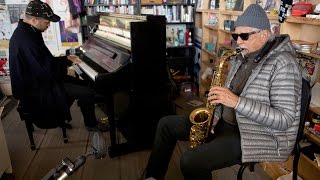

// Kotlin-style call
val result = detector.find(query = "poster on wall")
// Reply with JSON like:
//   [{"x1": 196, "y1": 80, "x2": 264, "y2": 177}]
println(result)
[
  {"x1": 0, "y1": 48, "x2": 11, "y2": 95},
  {"x1": 7, "y1": 4, "x2": 28, "y2": 33},
  {"x1": 0, "y1": 49, "x2": 9, "y2": 76},
  {"x1": 58, "y1": 20, "x2": 80, "y2": 47},
  {"x1": 5, "y1": 0, "x2": 29, "y2": 4},
  {"x1": 0, "y1": 5, "x2": 12, "y2": 41},
  {"x1": 52, "y1": 0, "x2": 82, "y2": 52},
  {"x1": 2, "y1": 0, "x2": 82, "y2": 55},
  {"x1": 43, "y1": 24, "x2": 60, "y2": 54}
]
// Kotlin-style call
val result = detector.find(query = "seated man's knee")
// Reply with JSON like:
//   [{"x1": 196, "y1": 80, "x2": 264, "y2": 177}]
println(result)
[
  {"x1": 180, "y1": 152, "x2": 197, "y2": 174},
  {"x1": 180, "y1": 151, "x2": 207, "y2": 176},
  {"x1": 157, "y1": 115, "x2": 178, "y2": 129}
]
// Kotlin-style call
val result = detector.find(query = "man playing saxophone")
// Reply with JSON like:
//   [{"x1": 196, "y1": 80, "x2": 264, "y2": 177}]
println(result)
[{"x1": 145, "y1": 4, "x2": 302, "y2": 180}]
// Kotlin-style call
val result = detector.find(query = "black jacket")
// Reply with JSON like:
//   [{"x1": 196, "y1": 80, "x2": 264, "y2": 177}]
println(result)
[{"x1": 9, "y1": 20, "x2": 72, "y2": 128}]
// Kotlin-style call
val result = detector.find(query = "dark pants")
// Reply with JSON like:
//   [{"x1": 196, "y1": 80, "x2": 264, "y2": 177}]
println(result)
[
  {"x1": 146, "y1": 115, "x2": 241, "y2": 180},
  {"x1": 64, "y1": 75, "x2": 97, "y2": 127}
]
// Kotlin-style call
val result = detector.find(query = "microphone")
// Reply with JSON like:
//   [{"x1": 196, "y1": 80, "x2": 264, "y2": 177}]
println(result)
[
  {"x1": 92, "y1": 132, "x2": 107, "y2": 159},
  {"x1": 42, "y1": 132, "x2": 107, "y2": 180}
]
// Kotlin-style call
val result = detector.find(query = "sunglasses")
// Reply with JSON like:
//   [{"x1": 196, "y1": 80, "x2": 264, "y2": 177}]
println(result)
[{"x1": 231, "y1": 31, "x2": 261, "y2": 41}]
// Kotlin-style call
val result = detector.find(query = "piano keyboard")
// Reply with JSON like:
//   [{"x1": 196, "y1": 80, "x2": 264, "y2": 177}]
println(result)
[{"x1": 73, "y1": 62, "x2": 98, "y2": 81}]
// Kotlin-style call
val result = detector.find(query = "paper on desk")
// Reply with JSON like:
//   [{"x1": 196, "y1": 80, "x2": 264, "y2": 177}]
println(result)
[{"x1": 311, "y1": 82, "x2": 320, "y2": 107}]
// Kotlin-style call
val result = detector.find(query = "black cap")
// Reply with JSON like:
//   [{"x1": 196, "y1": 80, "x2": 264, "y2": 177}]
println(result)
[{"x1": 25, "y1": 0, "x2": 60, "y2": 22}]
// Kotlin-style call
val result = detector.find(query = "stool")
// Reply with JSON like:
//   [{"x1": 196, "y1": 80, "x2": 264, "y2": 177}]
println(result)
[{"x1": 17, "y1": 104, "x2": 68, "y2": 150}]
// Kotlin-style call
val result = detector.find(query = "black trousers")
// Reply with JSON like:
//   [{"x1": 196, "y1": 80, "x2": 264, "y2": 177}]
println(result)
[
  {"x1": 64, "y1": 75, "x2": 97, "y2": 127},
  {"x1": 146, "y1": 115, "x2": 241, "y2": 180}
]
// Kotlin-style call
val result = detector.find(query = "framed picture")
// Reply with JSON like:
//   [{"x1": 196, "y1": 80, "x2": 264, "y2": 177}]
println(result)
[{"x1": 166, "y1": 24, "x2": 186, "y2": 47}]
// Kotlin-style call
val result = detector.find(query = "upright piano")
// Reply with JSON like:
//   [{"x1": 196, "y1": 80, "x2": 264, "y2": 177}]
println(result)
[{"x1": 74, "y1": 13, "x2": 173, "y2": 157}]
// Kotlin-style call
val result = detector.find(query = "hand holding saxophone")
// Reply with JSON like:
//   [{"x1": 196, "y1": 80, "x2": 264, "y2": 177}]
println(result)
[{"x1": 207, "y1": 86, "x2": 240, "y2": 108}]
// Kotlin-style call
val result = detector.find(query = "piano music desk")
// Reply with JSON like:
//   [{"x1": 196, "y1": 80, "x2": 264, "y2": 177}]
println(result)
[{"x1": 174, "y1": 96, "x2": 205, "y2": 116}]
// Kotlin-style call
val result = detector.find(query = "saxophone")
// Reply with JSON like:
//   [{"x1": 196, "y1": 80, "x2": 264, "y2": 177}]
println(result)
[{"x1": 189, "y1": 49, "x2": 242, "y2": 148}]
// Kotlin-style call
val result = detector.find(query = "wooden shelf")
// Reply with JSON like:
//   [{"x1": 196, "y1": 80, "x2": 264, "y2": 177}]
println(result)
[
  {"x1": 219, "y1": 43, "x2": 234, "y2": 50},
  {"x1": 203, "y1": 9, "x2": 220, "y2": 13},
  {"x1": 310, "y1": 104, "x2": 320, "y2": 115},
  {"x1": 267, "y1": 14, "x2": 278, "y2": 20},
  {"x1": 202, "y1": 48, "x2": 216, "y2": 56},
  {"x1": 204, "y1": 24, "x2": 218, "y2": 30},
  {"x1": 304, "y1": 127, "x2": 320, "y2": 146},
  {"x1": 286, "y1": 16, "x2": 320, "y2": 26},
  {"x1": 219, "y1": 10, "x2": 242, "y2": 16},
  {"x1": 219, "y1": 29, "x2": 231, "y2": 34}
]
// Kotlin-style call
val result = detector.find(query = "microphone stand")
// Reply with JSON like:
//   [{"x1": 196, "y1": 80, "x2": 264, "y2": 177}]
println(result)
[{"x1": 41, "y1": 152, "x2": 93, "y2": 180}]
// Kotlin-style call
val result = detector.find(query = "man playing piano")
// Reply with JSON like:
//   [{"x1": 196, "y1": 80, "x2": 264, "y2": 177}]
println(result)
[{"x1": 9, "y1": 0, "x2": 101, "y2": 131}]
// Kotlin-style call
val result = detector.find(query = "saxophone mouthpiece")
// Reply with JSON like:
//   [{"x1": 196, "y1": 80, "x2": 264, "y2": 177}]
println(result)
[{"x1": 235, "y1": 47, "x2": 243, "y2": 53}]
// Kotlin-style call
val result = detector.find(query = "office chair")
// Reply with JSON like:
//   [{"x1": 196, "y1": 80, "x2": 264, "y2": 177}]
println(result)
[
  {"x1": 237, "y1": 78, "x2": 311, "y2": 180},
  {"x1": 17, "y1": 101, "x2": 69, "y2": 150}
]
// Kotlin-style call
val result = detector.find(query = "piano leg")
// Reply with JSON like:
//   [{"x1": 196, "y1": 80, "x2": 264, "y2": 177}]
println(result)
[
  {"x1": 106, "y1": 93, "x2": 146, "y2": 158},
  {"x1": 105, "y1": 93, "x2": 117, "y2": 157}
]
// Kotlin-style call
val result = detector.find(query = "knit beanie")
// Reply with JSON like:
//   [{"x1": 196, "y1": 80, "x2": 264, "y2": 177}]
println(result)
[{"x1": 234, "y1": 4, "x2": 270, "y2": 30}]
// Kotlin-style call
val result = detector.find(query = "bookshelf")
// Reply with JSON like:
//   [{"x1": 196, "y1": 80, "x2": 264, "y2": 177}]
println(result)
[
  {"x1": 139, "y1": 0, "x2": 196, "y2": 89},
  {"x1": 84, "y1": 0, "x2": 139, "y2": 15}
]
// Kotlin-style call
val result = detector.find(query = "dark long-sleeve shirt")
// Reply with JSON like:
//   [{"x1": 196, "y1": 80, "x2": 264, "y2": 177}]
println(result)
[{"x1": 9, "y1": 20, "x2": 72, "y2": 128}]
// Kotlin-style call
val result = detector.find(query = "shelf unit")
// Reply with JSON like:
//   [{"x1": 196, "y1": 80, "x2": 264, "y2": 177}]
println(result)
[
  {"x1": 139, "y1": 1, "x2": 196, "y2": 88},
  {"x1": 84, "y1": 0, "x2": 139, "y2": 15}
]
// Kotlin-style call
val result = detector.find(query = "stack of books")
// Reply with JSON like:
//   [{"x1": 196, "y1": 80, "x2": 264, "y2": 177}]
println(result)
[{"x1": 292, "y1": 40, "x2": 315, "y2": 53}]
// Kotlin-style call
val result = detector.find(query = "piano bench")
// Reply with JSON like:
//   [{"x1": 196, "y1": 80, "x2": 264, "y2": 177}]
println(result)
[{"x1": 17, "y1": 105, "x2": 68, "y2": 150}]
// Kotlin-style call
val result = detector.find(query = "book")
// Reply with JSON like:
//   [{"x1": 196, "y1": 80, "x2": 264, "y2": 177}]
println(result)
[
  {"x1": 270, "y1": 22, "x2": 280, "y2": 35},
  {"x1": 233, "y1": 0, "x2": 243, "y2": 11},
  {"x1": 209, "y1": 0, "x2": 216, "y2": 9},
  {"x1": 206, "y1": 13, "x2": 218, "y2": 26},
  {"x1": 196, "y1": 0, "x2": 203, "y2": 9}
]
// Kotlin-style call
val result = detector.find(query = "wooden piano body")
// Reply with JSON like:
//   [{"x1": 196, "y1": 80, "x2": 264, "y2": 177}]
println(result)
[{"x1": 74, "y1": 13, "x2": 173, "y2": 157}]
